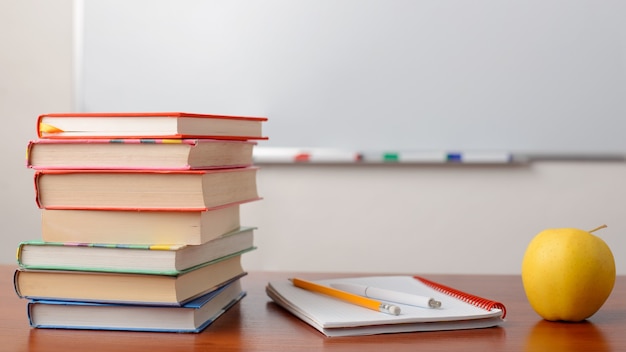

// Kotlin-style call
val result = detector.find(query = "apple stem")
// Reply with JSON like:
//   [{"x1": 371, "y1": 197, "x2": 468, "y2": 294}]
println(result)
[{"x1": 589, "y1": 224, "x2": 608, "y2": 233}]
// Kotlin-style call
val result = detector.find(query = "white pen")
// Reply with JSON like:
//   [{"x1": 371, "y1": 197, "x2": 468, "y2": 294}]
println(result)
[{"x1": 330, "y1": 283, "x2": 442, "y2": 309}]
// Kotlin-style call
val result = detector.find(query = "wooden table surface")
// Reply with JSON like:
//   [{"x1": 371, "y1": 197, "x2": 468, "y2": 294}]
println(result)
[{"x1": 1, "y1": 265, "x2": 625, "y2": 351}]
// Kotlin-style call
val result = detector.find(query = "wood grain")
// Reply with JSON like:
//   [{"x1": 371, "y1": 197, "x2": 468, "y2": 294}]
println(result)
[{"x1": 2, "y1": 267, "x2": 624, "y2": 351}]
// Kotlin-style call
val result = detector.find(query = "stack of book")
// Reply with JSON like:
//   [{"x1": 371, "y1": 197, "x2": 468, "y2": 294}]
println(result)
[{"x1": 15, "y1": 112, "x2": 267, "y2": 332}]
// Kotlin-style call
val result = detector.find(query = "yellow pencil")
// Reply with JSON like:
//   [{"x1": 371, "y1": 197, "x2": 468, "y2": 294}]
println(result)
[{"x1": 290, "y1": 278, "x2": 401, "y2": 315}]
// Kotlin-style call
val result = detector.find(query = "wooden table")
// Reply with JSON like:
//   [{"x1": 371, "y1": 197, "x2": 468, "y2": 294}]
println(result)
[{"x1": 2, "y1": 266, "x2": 625, "y2": 351}]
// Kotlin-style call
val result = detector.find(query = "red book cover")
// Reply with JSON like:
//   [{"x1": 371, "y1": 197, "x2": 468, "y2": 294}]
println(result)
[
  {"x1": 37, "y1": 112, "x2": 268, "y2": 140},
  {"x1": 26, "y1": 138, "x2": 256, "y2": 170},
  {"x1": 34, "y1": 168, "x2": 261, "y2": 211}
]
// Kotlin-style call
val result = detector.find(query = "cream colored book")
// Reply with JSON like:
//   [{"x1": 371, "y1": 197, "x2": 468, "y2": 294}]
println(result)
[{"x1": 40, "y1": 204, "x2": 242, "y2": 245}]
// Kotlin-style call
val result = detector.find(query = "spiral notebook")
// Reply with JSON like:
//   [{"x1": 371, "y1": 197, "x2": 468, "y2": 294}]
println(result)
[{"x1": 266, "y1": 276, "x2": 506, "y2": 337}]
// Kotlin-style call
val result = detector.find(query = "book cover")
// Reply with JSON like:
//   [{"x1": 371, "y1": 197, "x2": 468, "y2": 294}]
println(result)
[
  {"x1": 27, "y1": 279, "x2": 245, "y2": 332},
  {"x1": 266, "y1": 276, "x2": 506, "y2": 337},
  {"x1": 17, "y1": 227, "x2": 256, "y2": 275},
  {"x1": 34, "y1": 167, "x2": 260, "y2": 211},
  {"x1": 15, "y1": 254, "x2": 247, "y2": 305},
  {"x1": 26, "y1": 138, "x2": 256, "y2": 170},
  {"x1": 37, "y1": 112, "x2": 268, "y2": 140}
]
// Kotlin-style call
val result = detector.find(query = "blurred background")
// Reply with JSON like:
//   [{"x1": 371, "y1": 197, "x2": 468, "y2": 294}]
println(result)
[{"x1": 1, "y1": 0, "x2": 624, "y2": 274}]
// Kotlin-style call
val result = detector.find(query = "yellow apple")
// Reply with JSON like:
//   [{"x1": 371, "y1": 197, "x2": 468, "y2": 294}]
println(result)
[{"x1": 521, "y1": 225, "x2": 615, "y2": 322}]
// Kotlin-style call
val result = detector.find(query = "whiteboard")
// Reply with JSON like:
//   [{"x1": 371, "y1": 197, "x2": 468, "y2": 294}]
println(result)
[{"x1": 77, "y1": 0, "x2": 626, "y2": 154}]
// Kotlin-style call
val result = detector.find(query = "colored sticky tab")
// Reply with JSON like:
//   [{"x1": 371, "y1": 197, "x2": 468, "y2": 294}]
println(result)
[
  {"x1": 39, "y1": 123, "x2": 64, "y2": 134},
  {"x1": 383, "y1": 153, "x2": 400, "y2": 162},
  {"x1": 294, "y1": 153, "x2": 311, "y2": 162},
  {"x1": 149, "y1": 244, "x2": 179, "y2": 251},
  {"x1": 446, "y1": 153, "x2": 462, "y2": 162}
]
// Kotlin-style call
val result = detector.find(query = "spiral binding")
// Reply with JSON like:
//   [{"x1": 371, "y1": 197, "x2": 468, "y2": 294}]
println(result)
[{"x1": 414, "y1": 276, "x2": 507, "y2": 318}]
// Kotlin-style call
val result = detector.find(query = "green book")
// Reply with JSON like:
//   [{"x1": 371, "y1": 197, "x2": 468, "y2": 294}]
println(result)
[{"x1": 16, "y1": 227, "x2": 255, "y2": 275}]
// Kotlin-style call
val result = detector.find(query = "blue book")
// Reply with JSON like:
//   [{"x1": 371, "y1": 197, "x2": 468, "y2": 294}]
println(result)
[{"x1": 27, "y1": 279, "x2": 244, "y2": 333}]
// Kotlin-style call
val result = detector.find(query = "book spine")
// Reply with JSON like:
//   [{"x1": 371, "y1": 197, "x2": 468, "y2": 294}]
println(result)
[
  {"x1": 25, "y1": 141, "x2": 34, "y2": 168},
  {"x1": 13, "y1": 270, "x2": 24, "y2": 298},
  {"x1": 15, "y1": 242, "x2": 26, "y2": 266},
  {"x1": 413, "y1": 276, "x2": 507, "y2": 318},
  {"x1": 26, "y1": 301, "x2": 35, "y2": 327}
]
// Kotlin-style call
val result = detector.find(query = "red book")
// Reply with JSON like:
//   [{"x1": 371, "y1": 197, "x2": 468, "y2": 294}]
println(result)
[
  {"x1": 26, "y1": 138, "x2": 256, "y2": 170},
  {"x1": 34, "y1": 168, "x2": 260, "y2": 211},
  {"x1": 37, "y1": 112, "x2": 267, "y2": 140}
]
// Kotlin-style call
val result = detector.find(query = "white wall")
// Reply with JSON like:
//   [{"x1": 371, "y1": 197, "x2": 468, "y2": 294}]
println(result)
[
  {"x1": 2, "y1": 1, "x2": 624, "y2": 275},
  {"x1": 0, "y1": 0, "x2": 73, "y2": 265},
  {"x1": 241, "y1": 163, "x2": 626, "y2": 274}
]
